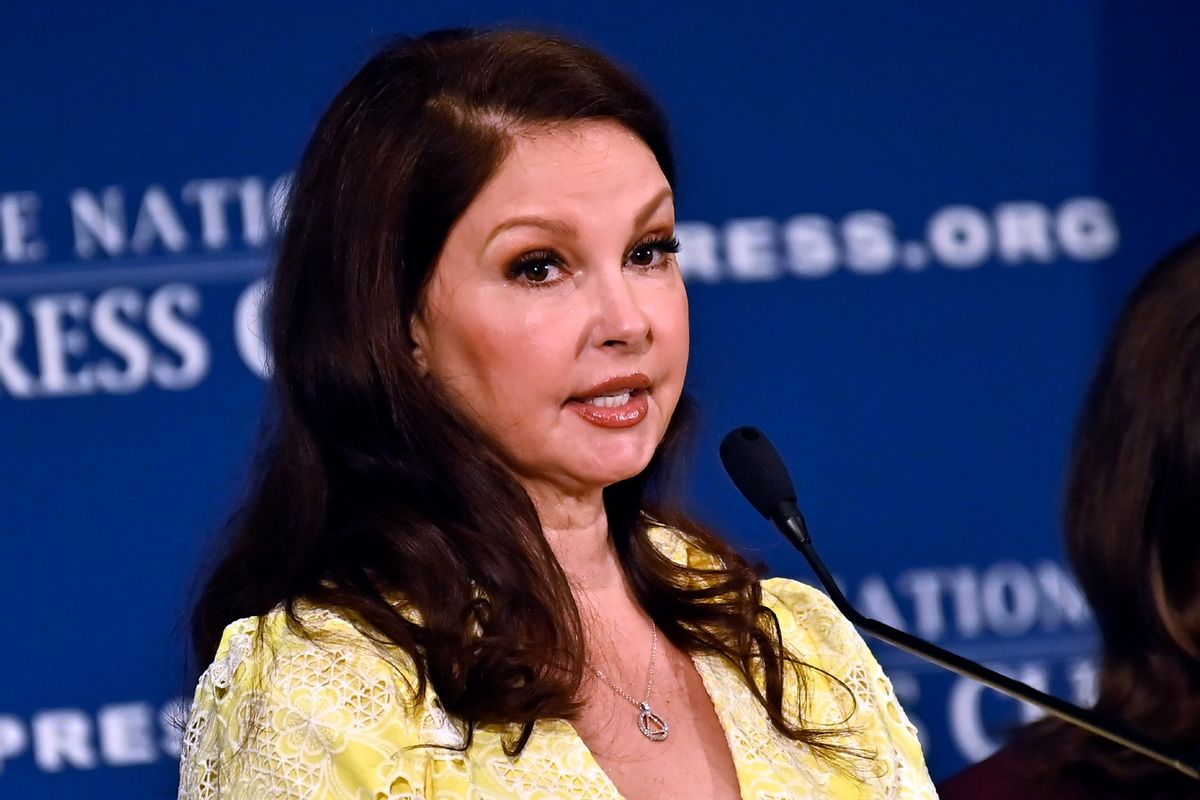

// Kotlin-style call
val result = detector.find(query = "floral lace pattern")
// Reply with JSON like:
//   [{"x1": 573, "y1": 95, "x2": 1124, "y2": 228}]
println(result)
[{"x1": 179, "y1": 529, "x2": 937, "y2": 799}]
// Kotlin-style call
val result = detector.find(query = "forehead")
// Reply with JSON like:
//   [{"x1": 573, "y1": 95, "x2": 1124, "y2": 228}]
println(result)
[{"x1": 466, "y1": 120, "x2": 672, "y2": 220}]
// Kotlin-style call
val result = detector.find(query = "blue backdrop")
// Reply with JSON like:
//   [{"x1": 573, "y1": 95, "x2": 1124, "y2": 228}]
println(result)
[{"x1": 3, "y1": 2, "x2": 1199, "y2": 796}]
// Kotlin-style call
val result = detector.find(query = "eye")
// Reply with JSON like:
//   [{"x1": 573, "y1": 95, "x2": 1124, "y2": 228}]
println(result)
[
  {"x1": 627, "y1": 235, "x2": 682, "y2": 270},
  {"x1": 506, "y1": 251, "x2": 566, "y2": 286}
]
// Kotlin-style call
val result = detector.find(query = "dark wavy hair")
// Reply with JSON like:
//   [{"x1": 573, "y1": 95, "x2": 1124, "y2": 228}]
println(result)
[
  {"x1": 192, "y1": 28, "x2": 855, "y2": 759},
  {"x1": 1018, "y1": 234, "x2": 1200, "y2": 795}
]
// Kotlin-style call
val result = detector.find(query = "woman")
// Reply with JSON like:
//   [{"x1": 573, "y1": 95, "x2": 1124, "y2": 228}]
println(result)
[
  {"x1": 938, "y1": 234, "x2": 1200, "y2": 799},
  {"x1": 179, "y1": 28, "x2": 935, "y2": 800}
]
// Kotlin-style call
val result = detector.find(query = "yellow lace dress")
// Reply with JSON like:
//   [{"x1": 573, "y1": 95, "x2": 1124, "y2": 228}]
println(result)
[{"x1": 178, "y1": 529, "x2": 937, "y2": 799}]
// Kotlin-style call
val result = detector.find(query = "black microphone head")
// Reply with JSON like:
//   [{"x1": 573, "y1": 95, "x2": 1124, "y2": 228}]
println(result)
[{"x1": 719, "y1": 426, "x2": 798, "y2": 520}]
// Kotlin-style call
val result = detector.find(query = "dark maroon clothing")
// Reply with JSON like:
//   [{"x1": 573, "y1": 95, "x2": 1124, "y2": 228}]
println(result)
[
  {"x1": 939, "y1": 744, "x2": 1200, "y2": 800},
  {"x1": 938, "y1": 746, "x2": 1094, "y2": 800}
]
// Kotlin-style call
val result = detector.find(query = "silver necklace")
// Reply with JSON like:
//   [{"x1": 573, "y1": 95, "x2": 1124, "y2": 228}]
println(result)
[{"x1": 590, "y1": 625, "x2": 670, "y2": 742}]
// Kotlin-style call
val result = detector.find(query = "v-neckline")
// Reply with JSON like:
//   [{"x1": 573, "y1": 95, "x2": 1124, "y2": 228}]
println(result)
[{"x1": 547, "y1": 651, "x2": 752, "y2": 800}]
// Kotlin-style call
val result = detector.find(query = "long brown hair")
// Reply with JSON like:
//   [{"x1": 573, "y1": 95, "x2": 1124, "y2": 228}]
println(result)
[
  {"x1": 192, "y1": 28, "x2": 853, "y2": 758},
  {"x1": 1019, "y1": 234, "x2": 1200, "y2": 795}
]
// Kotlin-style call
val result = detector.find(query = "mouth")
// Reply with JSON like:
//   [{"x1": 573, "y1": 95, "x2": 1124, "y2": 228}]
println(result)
[
  {"x1": 566, "y1": 374, "x2": 652, "y2": 428},
  {"x1": 580, "y1": 389, "x2": 641, "y2": 408}
]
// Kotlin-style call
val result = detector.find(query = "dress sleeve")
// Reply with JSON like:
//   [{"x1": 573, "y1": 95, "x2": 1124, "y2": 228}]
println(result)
[
  {"x1": 761, "y1": 577, "x2": 939, "y2": 800},
  {"x1": 177, "y1": 610, "x2": 463, "y2": 800}
]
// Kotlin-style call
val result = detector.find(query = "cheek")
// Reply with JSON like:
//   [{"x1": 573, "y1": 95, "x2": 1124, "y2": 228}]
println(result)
[
  {"x1": 655, "y1": 285, "x2": 691, "y2": 370},
  {"x1": 430, "y1": 303, "x2": 567, "y2": 415}
]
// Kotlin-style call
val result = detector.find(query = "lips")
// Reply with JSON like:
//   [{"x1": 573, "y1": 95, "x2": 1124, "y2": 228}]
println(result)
[{"x1": 566, "y1": 373, "x2": 652, "y2": 429}]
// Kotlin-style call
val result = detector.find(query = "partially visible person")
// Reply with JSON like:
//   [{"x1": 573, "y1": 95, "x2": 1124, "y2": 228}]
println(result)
[{"x1": 939, "y1": 233, "x2": 1200, "y2": 799}]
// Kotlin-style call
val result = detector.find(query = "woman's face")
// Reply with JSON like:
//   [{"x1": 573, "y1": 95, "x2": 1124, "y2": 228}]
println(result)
[{"x1": 411, "y1": 120, "x2": 689, "y2": 503}]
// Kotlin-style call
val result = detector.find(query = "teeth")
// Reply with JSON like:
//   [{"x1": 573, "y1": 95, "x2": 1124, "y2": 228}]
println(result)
[{"x1": 586, "y1": 391, "x2": 632, "y2": 408}]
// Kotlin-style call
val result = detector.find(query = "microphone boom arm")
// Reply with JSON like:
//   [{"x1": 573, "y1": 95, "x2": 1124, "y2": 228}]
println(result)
[{"x1": 773, "y1": 506, "x2": 1200, "y2": 781}]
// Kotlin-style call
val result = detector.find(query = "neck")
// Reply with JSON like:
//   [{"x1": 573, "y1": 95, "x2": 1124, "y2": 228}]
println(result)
[
  {"x1": 525, "y1": 484, "x2": 623, "y2": 593},
  {"x1": 525, "y1": 483, "x2": 653, "y2": 662}
]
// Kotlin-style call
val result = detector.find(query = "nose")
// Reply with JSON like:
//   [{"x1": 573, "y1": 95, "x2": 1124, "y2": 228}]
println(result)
[{"x1": 588, "y1": 267, "x2": 651, "y2": 351}]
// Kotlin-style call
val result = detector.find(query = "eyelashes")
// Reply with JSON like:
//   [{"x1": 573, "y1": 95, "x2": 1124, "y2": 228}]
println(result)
[
  {"x1": 505, "y1": 234, "x2": 681, "y2": 286},
  {"x1": 630, "y1": 234, "x2": 682, "y2": 266},
  {"x1": 504, "y1": 249, "x2": 562, "y2": 284}
]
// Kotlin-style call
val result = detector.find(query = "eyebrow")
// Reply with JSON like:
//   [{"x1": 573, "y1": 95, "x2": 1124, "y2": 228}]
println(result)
[{"x1": 482, "y1": 186, "x2": 675, "y2": 249}]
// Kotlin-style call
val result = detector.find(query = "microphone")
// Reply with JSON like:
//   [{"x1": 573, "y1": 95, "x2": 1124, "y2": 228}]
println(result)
[{"x1": 719, "y1": 425, "x2": 1200, "y2": 780}]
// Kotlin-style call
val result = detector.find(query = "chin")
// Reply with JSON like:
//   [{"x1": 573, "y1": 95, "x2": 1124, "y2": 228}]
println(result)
[{"x1": 579, "y1": 444, "x2": 660, "y2": 489}]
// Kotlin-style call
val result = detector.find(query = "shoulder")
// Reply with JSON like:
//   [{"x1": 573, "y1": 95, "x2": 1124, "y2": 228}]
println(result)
[
  {"x1": 645, "y1": 523, "x2": 872, "y2": 667},
  {"x1": 179, "y1": 603, "x2": 459, "y2": 799},
  {"x1": 759, "y1": 576, "x2": 865, "y2": 665},
  {"x1": 759, "y1": 575, "x2": 899, "y2": 718},
  {"x1": 761, "y1": 576, "x2": 940, "y2": 798},
  {"x1": 196, "y1": 602, "x2": 425, "y2": 718},
  {"x1": 759, "y1": 574, "x2": 837, "y2": 617},
  {"x1": 757, "y1": 576, "x2": 878, "y2": 710},
  {"x1": 938, "y1": 745, "x2": 1097, "y2": 800},
  {"x1": 643, "y1": 524, "x2": 872, "y2": 676}
]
